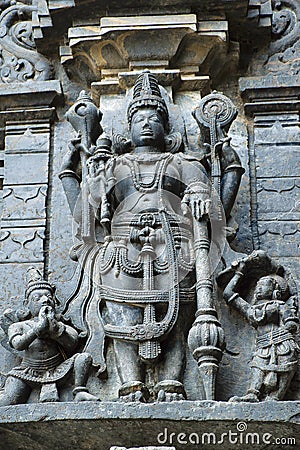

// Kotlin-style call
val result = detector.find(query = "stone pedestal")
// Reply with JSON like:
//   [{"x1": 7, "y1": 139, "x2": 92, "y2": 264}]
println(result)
[{"x1": 0, "y1": 402, "x2": 298, "y2": 450}]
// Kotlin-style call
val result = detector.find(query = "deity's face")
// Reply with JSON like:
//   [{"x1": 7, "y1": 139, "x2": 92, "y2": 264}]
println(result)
[
  {"x1": 27, "y1": 288, "x2": 55, "y2": 316},
  {"x1": 254, "y1": 276, "x2": 276, "y2": 303},
  {"x1": 130, "y1": 107, "x2": 165, "y2": 151}
]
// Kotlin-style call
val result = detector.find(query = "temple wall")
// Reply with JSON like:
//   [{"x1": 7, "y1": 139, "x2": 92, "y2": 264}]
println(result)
[{"x1": 0, "y1": 0, "x2": 299, "y2": 448}]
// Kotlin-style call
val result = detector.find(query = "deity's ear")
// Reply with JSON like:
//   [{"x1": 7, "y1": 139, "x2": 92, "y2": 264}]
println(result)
[{"x1": 165, "y1": 131, "x2": 184, "y2": 153}]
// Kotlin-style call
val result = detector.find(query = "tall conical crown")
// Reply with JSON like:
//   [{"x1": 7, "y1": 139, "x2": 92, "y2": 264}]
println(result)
[{"x1": 127, "y1": 70, "x2": 169, "y2": 128}]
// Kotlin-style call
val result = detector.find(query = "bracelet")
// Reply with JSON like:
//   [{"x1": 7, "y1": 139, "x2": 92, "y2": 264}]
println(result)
[
  {"x1": 58, "y1": 170, "x2": 81, "y2": 182},
  {"x1": 184, "y1": 187, "x2": 210, "y2": 196},
  {"x1": 235, "y1": 271, "x2": 244, "y2": 277},
  {"x1": 224, "y1": 164, "x2": 245, "y2": 174},
  {"x1": 227, "y1": 292, "x2": 239, "y2": 304}
]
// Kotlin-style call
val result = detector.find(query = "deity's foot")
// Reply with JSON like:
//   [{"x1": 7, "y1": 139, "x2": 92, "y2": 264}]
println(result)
[
  {"x1": 119, "y1": 381, "x2": 150, "y2": 403},
  {"x1": 154, "y1": 380, "x2": 186, "y2": 402},
  {"x1": 73, "y1": 387, "x2": 100, "y2": 402},
  {"x1": 229, "y1": 392, "x2": 259, "y2": 403}
]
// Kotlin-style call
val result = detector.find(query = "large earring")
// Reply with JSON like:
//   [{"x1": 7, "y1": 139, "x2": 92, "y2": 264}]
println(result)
[{"x1": 165, "y1": 131, "x2": 183, "y2": 153}]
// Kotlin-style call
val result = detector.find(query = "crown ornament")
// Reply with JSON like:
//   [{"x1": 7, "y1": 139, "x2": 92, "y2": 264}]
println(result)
[
  {"x1": 127, "y1": 70, "x2": 169, "y2": 128},
  {"x1": 25, "y1": 267, "x2": 54, "y2": 299}
]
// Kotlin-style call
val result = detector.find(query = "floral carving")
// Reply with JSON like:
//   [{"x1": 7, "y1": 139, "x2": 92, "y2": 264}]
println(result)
[
  {"x1": 0, "y1": 2, "x2": 52, "y2": 83},
  {"x1": 249, "y1": 0, "x2": 300, "y2": 75}
]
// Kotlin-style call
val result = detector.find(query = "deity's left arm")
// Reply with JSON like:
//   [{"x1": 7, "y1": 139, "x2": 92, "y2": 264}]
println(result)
[
  {"x1": 180, "y1": 157, "x2": 211, "y2": 221},
  {"x1": 281, "y1": 298, "x2": 299, "y2": 333},
  {"x1": 219, "y1": 139, "x2": 245, "y2": 219},
  {"x1": 179, "y1": 157, "x2": 214, "y2": 306}
]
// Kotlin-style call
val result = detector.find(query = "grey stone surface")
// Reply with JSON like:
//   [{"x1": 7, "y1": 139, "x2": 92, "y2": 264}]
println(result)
[
  {"x1": 0, "y1": 0, "x2": 299, "y2": 445},
  {"x1": 0, "y1": 402, "x2": 299, "y2": 449}
]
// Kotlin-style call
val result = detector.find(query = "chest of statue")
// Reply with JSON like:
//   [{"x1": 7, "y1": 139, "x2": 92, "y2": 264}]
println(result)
[{"x1": 108, "y1": 153, "x2": 185, "y2": 209}]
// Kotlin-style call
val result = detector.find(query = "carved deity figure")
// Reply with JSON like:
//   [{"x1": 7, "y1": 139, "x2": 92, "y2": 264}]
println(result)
[
  {"x1": 223, "y1": 255, "x2": 299, "y2": 402},
  {"x1": 0, "y1": 268, "x2": 99, "y2": 405},
  {"x1": 60, "y1": 71, "x2": 244, "y2": 401}
]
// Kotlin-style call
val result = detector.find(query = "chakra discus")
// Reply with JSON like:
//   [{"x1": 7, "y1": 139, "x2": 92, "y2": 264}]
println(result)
[{"x1": 193, "y1": 92, "x2": 237, "y2": 132}]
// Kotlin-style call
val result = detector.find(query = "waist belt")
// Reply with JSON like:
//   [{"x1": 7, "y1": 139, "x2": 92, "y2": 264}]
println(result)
[
  {"x1": 21, "y1": 353, "x2": 63, "y2": 370},
  {"x1": 100, "y1": 285, "x2": 195, "y2": 305},
  {"x1": 256, "y1": 328, "x2": 294, "y2": 349}
]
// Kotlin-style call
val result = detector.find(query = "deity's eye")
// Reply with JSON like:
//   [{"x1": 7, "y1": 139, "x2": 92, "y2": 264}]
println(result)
[
  {"x1": 149, "y1": 114, "x2": 161, "y2": 123},
  {"x1": 132, "y1": 115, "x2": 144, "y2": 123}
]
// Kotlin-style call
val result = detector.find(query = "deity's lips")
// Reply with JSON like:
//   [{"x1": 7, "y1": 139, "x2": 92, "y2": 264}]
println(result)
[{"x1": 141, "y1": 130, "x2": 154, "y2": 136}]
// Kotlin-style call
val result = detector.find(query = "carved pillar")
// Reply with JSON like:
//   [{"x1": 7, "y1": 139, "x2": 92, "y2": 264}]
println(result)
[
  {"x1": 239, "y1": 78, "x2": 300, "y2": 289},
  {"x1": 0, "y1": 0, "x2": 63, "y2": 305},
  {"x1": 0, "y1": 82, "x2": 62, "y2": 306},
  {"x1": 240, "y1": 0, "x2": 300, "y2": 290}
]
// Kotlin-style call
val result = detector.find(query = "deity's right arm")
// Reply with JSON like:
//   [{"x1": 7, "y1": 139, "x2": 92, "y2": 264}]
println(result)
[
  {"x1": 8, "y1": 321, "x2": 40, "y2": 351},
  {"x1": 86, "y1": 157, "x2": 116, "y2": 224}
]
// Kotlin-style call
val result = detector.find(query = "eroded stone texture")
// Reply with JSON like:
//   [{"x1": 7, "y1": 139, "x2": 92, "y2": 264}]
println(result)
[
  {"x1": 0, "y1": 0, "x2": 299, "y2": 448},
  {"x1": 0, "y1": 402, "x2": 299, "y2": 450}
]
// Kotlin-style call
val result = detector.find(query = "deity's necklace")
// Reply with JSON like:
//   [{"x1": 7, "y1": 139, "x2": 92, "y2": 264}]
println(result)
[{"x1": 126, "y1": 153, "x2": 172, "y2": 193}]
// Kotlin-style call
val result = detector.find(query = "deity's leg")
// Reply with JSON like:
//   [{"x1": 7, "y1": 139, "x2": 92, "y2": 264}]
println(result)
[
  {"x1": 0, "y1": 376, "x2": 31, "y2": 406},
  {"x1": 229, "y1": 367, "x2": 263, "y2": 402},
  {"x1": 153, "y1": 304, "x2": 194, "y2": 401},
  {"x1": 104, "y1": 300, "x2": 147, "y2": 401},
  {"x1": 112, "y1": 340, "x2": 143, "y2": 383}
]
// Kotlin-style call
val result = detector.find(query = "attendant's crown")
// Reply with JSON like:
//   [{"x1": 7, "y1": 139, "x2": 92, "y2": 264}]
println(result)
[{"x1": 25, "y1": 267, "x2": 54, "y2": 299}]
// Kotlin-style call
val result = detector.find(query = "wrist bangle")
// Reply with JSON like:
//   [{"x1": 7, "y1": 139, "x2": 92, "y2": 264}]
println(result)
[
  {"x1": 235, "y1": 271, "x2": 244, "y2": 277},
  {"x1": 227, "y1": 292, "x2": 239, "y2": 304},
  {"x1": 59, "y1": 170, "x2": 81, "y2": 182}
]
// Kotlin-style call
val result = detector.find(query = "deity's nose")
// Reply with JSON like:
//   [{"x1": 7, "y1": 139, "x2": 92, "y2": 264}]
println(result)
[{"x1": 142, "y1": 119, "x2": 151, "y2": 128}]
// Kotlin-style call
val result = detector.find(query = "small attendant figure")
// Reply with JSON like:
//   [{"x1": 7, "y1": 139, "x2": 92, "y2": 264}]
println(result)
[
  {"x1": 0, "y1": 268, "x2": 99, "y2": 405},
  {"x1": 223, "y1": 260, "x2": 299, "y2": 402}
]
